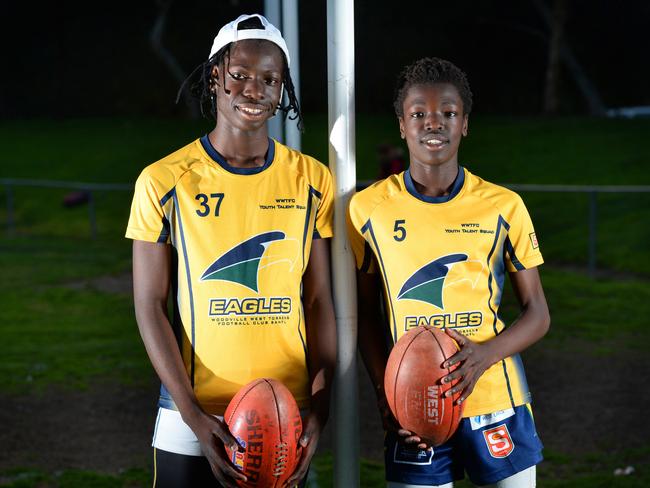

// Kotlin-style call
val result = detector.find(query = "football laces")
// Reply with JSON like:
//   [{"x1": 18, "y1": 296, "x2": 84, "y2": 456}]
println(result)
[{"x1": 272, "y1": 442, "x2": 289, "y2": 476}]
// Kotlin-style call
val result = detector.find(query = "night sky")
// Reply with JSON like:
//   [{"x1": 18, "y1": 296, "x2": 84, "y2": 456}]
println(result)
[{"x1": 2, "y1": 0, "x2": 648, "y2": 118}]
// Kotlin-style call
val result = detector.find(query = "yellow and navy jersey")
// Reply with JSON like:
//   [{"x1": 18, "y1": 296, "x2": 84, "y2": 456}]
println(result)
[
  {"x1": 126, "y1": 136, "x2": 333, "y2": 414},
  {"x1": 347, "y1": 167, "x2": 543, "y2": 417}
]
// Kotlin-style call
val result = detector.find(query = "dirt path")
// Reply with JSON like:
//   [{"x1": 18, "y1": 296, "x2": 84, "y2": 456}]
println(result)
[{"x1": 1, "y1": 342, "x2": 647, "y2": 473}]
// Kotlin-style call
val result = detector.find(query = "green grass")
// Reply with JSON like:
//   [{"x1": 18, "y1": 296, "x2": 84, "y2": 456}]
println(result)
[
  {"x1": 460, "y1": 116, "x2": 650, "y2": 186},
  {"x1": 3, "y1": 450, "x2": 649, "y2": 488},
  {"x1": 496, "y1": 267, "x2": 650, "y2": 351},
  {"x1": 542, "y1": 268, "x2": 650, "y2": 347},
  {"x1": 0, "y1": 467, "x2": 149, "y2": 488},
  {"x1": 519, "y1": 191, "x2": 650, "y2": 274},
  {"x1": 0, "y1": 235, "x2": 146, "y2": 393},
  {"x1": 537, "y1": 446, "x2": 650, "y2": 487},
  {"x1": 0, "y1": 118, "x2": 209, "y2": 183},
  {"x1": 310, "y1": 451, "x2": 386, "y2": 488},
  {"x1": 1, "y1": 286, "x2": 147, "y2": 392},
  {"x1": 0, "y1": 236, "x2": 131, "y2": 289}
]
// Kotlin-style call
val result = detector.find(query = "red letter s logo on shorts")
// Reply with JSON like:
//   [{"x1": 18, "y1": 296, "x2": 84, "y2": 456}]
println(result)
[{"x1": 483, "y1": 424, "x2": 514, "y2": 458}]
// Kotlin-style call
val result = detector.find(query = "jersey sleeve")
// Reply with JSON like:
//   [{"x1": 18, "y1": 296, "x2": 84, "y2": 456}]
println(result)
[
  {"x1": 313, "y1": 166, "x2": 334, "y2": 239},
  {"x1": 346, "y1": 194, "x2": 377, "y2": 273},
  {"x1": 125, "y1": 167, "x2": 171, "y2": 243},
  {"x1": 504, "y1": 194, "x2": 544, "y2": 272}
]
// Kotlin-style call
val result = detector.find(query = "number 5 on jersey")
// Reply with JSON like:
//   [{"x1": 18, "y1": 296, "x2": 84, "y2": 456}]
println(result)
[
  {"x1": 394, "y1": 219, "x2": 406, "y2": 241},
  {"x1": 196, "y1": 193, "x2": 225, "y2": 217}
]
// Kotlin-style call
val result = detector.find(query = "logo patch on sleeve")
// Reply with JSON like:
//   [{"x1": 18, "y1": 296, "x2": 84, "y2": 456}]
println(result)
[
  {"x1": 529, "y1": 232, "x2": 539, "y2": 249},
  {"x1": 483, "y1": 424, "x2": 514, "y2": 458}
]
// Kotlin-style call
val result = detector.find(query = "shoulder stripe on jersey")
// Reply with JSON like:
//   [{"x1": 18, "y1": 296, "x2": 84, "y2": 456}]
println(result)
[
  {"x1": 200, "y1": 135, "x2": 276, "y2": 175},
  {"x1": 486, "y1": 215, "x2": 510, "y2": 336},
  {"x1": 160, "y1": 187, "x2": 176, "y2": 207},
  {"x1": 504, "y1": 236, "x2": 526, "y2": 270},
  {"x1": 157, "y1": 216, "x2": 171, "y2": 243},
  {"x1": 157, "y1": 188, "x2": 176, "y2": 243},
  {"x1": 173, "y1": 191, "x2": 196, "y2": 387},
  {"x1": 361, "y1": 219, "x2": 398, "y2": 342},
  {"x1": 487, "y1": 215, "x2": 516, "y2": 407},
  {"x1": 310, "y1": 188, "x2": 323, "y2": 239},
  {"x1": 170, "y1": 247, "x2": 184, "y2": 348},
  {"x1": 360, "y1": 241, "x2": 373, "y2": 273},
  {"x1": 302, "y1": 186, "x2": 321, "y2": 268}
]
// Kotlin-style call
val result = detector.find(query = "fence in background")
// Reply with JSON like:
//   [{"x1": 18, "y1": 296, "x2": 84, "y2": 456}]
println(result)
[
  {"x1": 1, "y1": 178, "x2": 132, "y2": 240},
  {"x1": 502, "y1": 183, "x2": 650, "y2": 276},
  {"x1": 3, "y1": 178, "x2": 650, "y2": 276}
]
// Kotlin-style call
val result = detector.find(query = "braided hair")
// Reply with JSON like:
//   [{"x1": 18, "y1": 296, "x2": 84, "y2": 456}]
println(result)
[
  {"x1": 178, "y1": 17, "x2": 303, "y2": 130},
  {"x1": 393, "y1": 57, "x2": 473, "y2": 118}
]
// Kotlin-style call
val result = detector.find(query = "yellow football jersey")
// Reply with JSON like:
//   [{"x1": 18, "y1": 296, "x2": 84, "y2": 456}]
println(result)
[
  {"x1": 347, "y1": 167, "x2": 543, "y2": 417},
  {"x1": 126, "y1": 136, "x2": 333, "y2": 414}
]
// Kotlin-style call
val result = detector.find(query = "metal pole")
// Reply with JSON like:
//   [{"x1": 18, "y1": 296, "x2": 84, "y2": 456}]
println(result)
[
  {"x1": 264, "y1": 0, "x2": 284, "y2": 143},
  {"x1": 588, "y1": 191, "x2": 597, "y2": 276},
  {"x1": 327, "y1": 0, "x2": 359, "y2": 486},
  {"x1": 5, "y1": 184, "x2": 15, "y2": 236},
  {"x1": 282, "y1": 0, "x2": 301, "y2": 151}
]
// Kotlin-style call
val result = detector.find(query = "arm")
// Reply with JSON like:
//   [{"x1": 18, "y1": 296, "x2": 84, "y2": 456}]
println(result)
[
  {"x1": 442, "y1": 266, "x2": 551, "y2": 404},
  {"x1": 132, "y1": 240, "x2": 245, "y2": 487},
  {"x1": 357, "y1": 269, "x2": 409, "y2": 440},
  {"x1": 358, "y1": 270, "x2": 425, "y2": 447},
  {"x1": 357, "y1": 270, "x2": 391, "y2": 406},
  {"x1": 286, "y1": 238, "x2": 337, "y2": 487}
]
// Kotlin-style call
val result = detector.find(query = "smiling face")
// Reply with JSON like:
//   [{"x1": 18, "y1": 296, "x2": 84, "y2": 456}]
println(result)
[
  {"x1": 212, "y1": 39, "x2": 285, "y2": 133},
  {"x1": 398, "y1": 83, "x2": 468, "y2": 170}
]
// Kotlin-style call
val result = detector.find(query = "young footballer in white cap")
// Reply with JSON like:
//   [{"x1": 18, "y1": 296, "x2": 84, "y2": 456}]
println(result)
[{"x1": 126, "y1": 14, "x2": 336, "y2": 487}]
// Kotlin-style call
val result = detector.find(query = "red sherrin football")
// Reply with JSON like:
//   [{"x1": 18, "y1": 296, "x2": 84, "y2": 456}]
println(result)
[
  {"x1": 384, "y1": 325, "x2": 464, "y2": 446},
  {"x1": 224, "y1": 378, "x2": 302, "y2": 487}
]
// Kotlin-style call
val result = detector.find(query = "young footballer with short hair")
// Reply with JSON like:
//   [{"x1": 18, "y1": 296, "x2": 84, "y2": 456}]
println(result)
[
  {"x1": 127, "y1": 14, "x2": 336, "y2": 487},
  {"x1": 347, "y1": 57, "x2": 550, "y2": 487}
]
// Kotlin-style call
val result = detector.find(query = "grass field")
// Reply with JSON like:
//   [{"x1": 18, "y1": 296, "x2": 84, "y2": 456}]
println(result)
[
  {"x1": 2, "y1": 449, "x2": 649, "y2": 488},
  {"x1": 0, "y1": 115, "x2": 648, "y2": 487},
  {"x1": 2, "y1": 115, "x2": 648, "y2": 271}
]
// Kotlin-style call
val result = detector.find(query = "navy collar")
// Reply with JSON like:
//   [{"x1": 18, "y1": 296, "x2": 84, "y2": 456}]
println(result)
[
  {"x1": 404, "y1": 167, "x2": 465, "y2": 203},
  {"x1": 200, "y1": 135, "x2": 275, "y2": 175}
]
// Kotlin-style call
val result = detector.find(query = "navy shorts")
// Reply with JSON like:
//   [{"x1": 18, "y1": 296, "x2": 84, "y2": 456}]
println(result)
[{"x1": 384, "y1": 404, "x2": 543, "y2": 486}]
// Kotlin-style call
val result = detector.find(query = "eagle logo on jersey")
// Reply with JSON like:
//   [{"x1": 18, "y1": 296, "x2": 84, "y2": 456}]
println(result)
[
  {"x1": 201, "y1": 231, "x2": 297, "y2": 292},
  {"x1": 397, "y1": 254, "x2": 468, "y2": 309}
]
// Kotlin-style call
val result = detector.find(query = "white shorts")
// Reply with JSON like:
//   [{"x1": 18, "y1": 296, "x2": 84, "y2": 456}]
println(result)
[
  {"x1": 152, "y1": 406, "x2": 309, "y2": 457},
  {"x1": 152, "y1": 407, "x2": 223, "y2": 456}
]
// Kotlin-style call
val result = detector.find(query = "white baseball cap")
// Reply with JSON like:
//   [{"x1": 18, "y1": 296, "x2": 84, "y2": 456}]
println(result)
[{"x1": 208, "y1": 14, "x2": 290, "y2": 67}]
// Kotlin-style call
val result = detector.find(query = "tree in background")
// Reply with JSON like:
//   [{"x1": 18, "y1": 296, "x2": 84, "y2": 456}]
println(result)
[
  {"x1": 151, "y1": 0, "x2": 199, "y2": 119},
  {"x1": 532, "y1": 0, "x2": 606, "y2": 116}
]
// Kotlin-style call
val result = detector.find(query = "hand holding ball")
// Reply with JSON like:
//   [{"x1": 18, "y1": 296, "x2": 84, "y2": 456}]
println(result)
[
  {"x1": 224, "y1": 378, "x2": 302, "y2": 487},
  {"x1": 384, "y1": 326, "x2": 464, "y2": 446}
]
